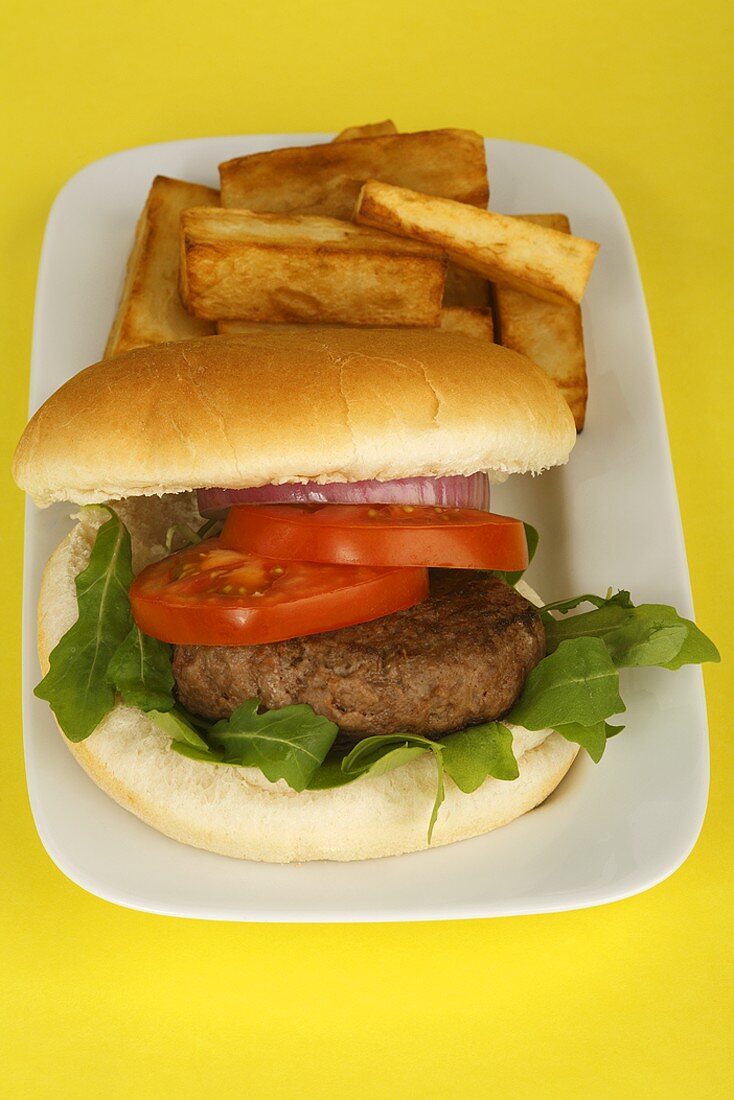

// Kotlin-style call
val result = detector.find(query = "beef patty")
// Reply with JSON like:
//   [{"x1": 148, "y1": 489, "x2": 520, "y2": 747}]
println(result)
[{"x1": 172, "y1": 571, "x2": 545, "y2": 740}]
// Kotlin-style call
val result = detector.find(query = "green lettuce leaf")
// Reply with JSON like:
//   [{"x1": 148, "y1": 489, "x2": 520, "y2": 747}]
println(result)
[
  {"x1": 35, "y1": 508, "x2": 134, "y2": 742},
  {"x1": 107, "y1": 625, "x2": 175, "y2": 712},
  {"x1": 496, "y1": 523, "x2": 539, "y2": 585},
  {"x1": 341, "y1": 724, "x2": 525, "y2": 838},
  {"x1": 658, "y1": 622, "x2": 721, "y2": 670},
  {"x1": 542, "y1": 592, "x2": 720, "y2": 669},
  {"x1": 159, "y1": 702, "x2": 338, "y2": 784},
  {"x1": 341, "y1": 734, "x2": 433, "y2": 776},
  {"x1": 149, "y1": 709, "x2": 227, "y2": 764},
  {"x1": 208, "y1": 699, "x2": 338, "y2": 791},
  {"x1": 170, "y1": 742, "x2": 228, "y2": 763},
  {"x1": 312, "y1": 722, "x2": 530, "y2": 839},
  {"x1": 508, "y1": 637, "x2": 625, "y2": 731},
  {"x1": 342, "y1": 734, "x2": 445, "y2": 840},
  {"x1": 554, "y1": 720, "x2": 624, "y2": 763},
  {"x1": 541, "y1": 591, "x2": 633, "y2": 614},
  {"x1": 305, "y1": 748, "x2": 357, "y2": 790},
  {"x1": 440, "y1": 721, "x2": 519, "y2": 790},
  {"x1": 307, "y1": 738, "x2": 435, "y2": 792}
]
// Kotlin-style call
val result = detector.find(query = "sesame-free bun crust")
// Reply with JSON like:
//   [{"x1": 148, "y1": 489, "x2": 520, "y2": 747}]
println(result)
[
  {"x1": 37, "y1": 497, "x2": 578, "y2": 863},
  {"x1": 14, "y1": 328, "x2": 576, "y2": 507}
]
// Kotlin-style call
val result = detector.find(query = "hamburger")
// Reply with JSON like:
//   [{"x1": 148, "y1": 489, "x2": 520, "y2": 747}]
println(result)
[{"x1": 12, "y1": 328, "x2": 718, "y2": 862}]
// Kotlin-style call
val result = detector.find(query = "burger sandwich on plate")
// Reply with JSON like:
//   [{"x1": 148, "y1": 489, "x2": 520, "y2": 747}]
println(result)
[{"x1": 12, "y1": 328, "x2": 718, "y2": 861}]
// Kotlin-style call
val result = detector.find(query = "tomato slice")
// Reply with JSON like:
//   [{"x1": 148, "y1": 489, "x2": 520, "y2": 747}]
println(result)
[
  {"x1": 129, "y1": 540, "x2": 429, "y2": 646},
  {"x1": 221, "y1": 504, "x2": 528, "y2": 571}
]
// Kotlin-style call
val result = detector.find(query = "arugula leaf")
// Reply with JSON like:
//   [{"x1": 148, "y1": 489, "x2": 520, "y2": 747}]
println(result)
[
  {"x1": 542, "y1": 590, "x2": 633, "y2": 614},
  {"x1": 35, "y1": 508, "x2": 134, "y2": 742},
  {"x1": 171, "y1": 742, "x2": 227, "y2": 763},
  {"x1": 542, "y1": 592, "x2": 720, "y2": 669},
  {"x1": 426, "y1": 758, "x2": 445, "y2": 842},
  {"x1": 342, "y1": 735, "x2": 445, "y2": 841},
  {"x1": 342, "y1": 734, "x2": 433, "y2": 776},
  {"x1": 555, "y1": 721, "x2": 625, "y2": 762},
  {"x1": 148, "y1": 708, "x2": 212, "y2": 752},
  {"x1": 496, "y1": 523, "x2": 539, "y2": 585},
  {"x1": 441, "y1": 722, "x2": 518, "y2": 791},
  {"x1": 322, "y1": 727, "x2": 520, "y2": 840},
  {"x1": 306, "y1": 740, "x2": 425, "y2": 790},
  {"x1": 659, "y1": 622, "x2": 721, "y2": 670},
  {"x1": 508, "y1": 637, "x2": 625, "y2": 730},
  {"x1": 107, "y1": 625, "x2": 175, "y2": 712},
  {"x1": 305, "y1": 748, "x2": 358, "y2": 790},
  {"x1": 208, "y1": 699, "x2": 338, "y2": 791}
]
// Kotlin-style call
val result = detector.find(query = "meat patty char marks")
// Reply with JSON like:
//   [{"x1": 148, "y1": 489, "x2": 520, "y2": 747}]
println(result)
[{"x1": 172, "y1": 571, "x2": 545, "y2": 739}]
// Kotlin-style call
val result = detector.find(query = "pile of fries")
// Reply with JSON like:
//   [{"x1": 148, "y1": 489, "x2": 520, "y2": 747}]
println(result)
[{"x1": 106, "y1": 121, "x2": 599, "y2": 429}]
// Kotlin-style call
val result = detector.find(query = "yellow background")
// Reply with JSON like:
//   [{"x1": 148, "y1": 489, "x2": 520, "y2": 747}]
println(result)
[{"x1": 2, "y1": 1, "x2": 732, "y2": 1095}]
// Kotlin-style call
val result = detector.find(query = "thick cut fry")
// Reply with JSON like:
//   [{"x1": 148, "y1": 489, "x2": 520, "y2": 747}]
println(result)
[
  {"x1": 495, "y1": 213, "x2": 588, "y2": 430},
  {"x1": 443, "y1": 263, "x2": 490, "y2": 309},
  {"x1": 219, "y1": 129, "x2": 488, "y2": 219},
  {"x1": 217, "y1": 308, "x2": 494, "y2": 340},
  {"x1": 355, "y1": 181, "x2": 600, "y2": 304},
  {"x1": 216, "y1": 320, "x2": 273, "y2": 334},
  {"x1": 439, "y1": 306, "x2": 494, "y2": 341},
  {"x1": 105, "y1": 176, "x2": 218, "y2": 357},
  {"x1": 181, "y1": 207, "x2": 446, "y2": 326},
  {"x1": 332, "y1": 120, "x2": 398, "y2": 141}
]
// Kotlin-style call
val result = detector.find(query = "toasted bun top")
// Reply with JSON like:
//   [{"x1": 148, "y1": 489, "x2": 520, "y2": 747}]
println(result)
[{"x1": 13, "y1": 328, "x2": 576, "y2": 506}]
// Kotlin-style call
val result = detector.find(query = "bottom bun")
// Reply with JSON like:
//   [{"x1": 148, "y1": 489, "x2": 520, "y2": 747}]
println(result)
[{"x1": 37, "y1": 496, "x2": 579, "y2": 863}]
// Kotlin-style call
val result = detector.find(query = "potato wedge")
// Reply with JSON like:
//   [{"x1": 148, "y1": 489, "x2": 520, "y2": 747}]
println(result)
[
  {"x1": 181, "y1": 207, "x2": 446, "y2": 326},
  {"x1": 355, "y1": 181, "x2": 599, "y2": 304},
  {"x1": 219, "y1": 129, "x2": 488, "y2": 219},
  {"x1": 494, "y1": 213, "x2": 588, "y2": 429},
  {"x1": 216, "y1": 320, "x2": 271, "y2": 334},
  {"x1": 333, "y1": 120, "x2": 398, "y2": 141},
  {"x1": 105, "y1": 176, "x2": 218, "y2": 357},
  {"x1": 217, "y1": 308, "x2": 493, "y2": 340},
  {"x1": 443, "y1": 263, "x2": 490, "y2": 309},
  {"x1": 439, "y1": 306, "x2": 494, "y2": 341}
]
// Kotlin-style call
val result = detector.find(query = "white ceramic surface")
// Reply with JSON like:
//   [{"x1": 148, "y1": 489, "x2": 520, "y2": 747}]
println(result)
[{"x1": 21, "y1": 134, "x2": 710, "y2": 920}]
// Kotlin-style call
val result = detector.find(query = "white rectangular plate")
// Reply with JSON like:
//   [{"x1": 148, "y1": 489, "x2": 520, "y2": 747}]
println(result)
[{"x1": 22, "y1": 135, "x2": 710, "y2": 920}]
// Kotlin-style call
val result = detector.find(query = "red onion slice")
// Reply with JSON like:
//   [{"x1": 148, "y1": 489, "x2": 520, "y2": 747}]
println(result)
[{"x1": 197, "y1": 474, "x2": 490, "y2": 517}]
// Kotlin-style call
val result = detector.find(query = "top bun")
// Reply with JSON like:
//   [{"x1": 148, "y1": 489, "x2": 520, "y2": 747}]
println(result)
[{"x1": 13, "y1": 328, "x2": 576, "y2": 506}]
